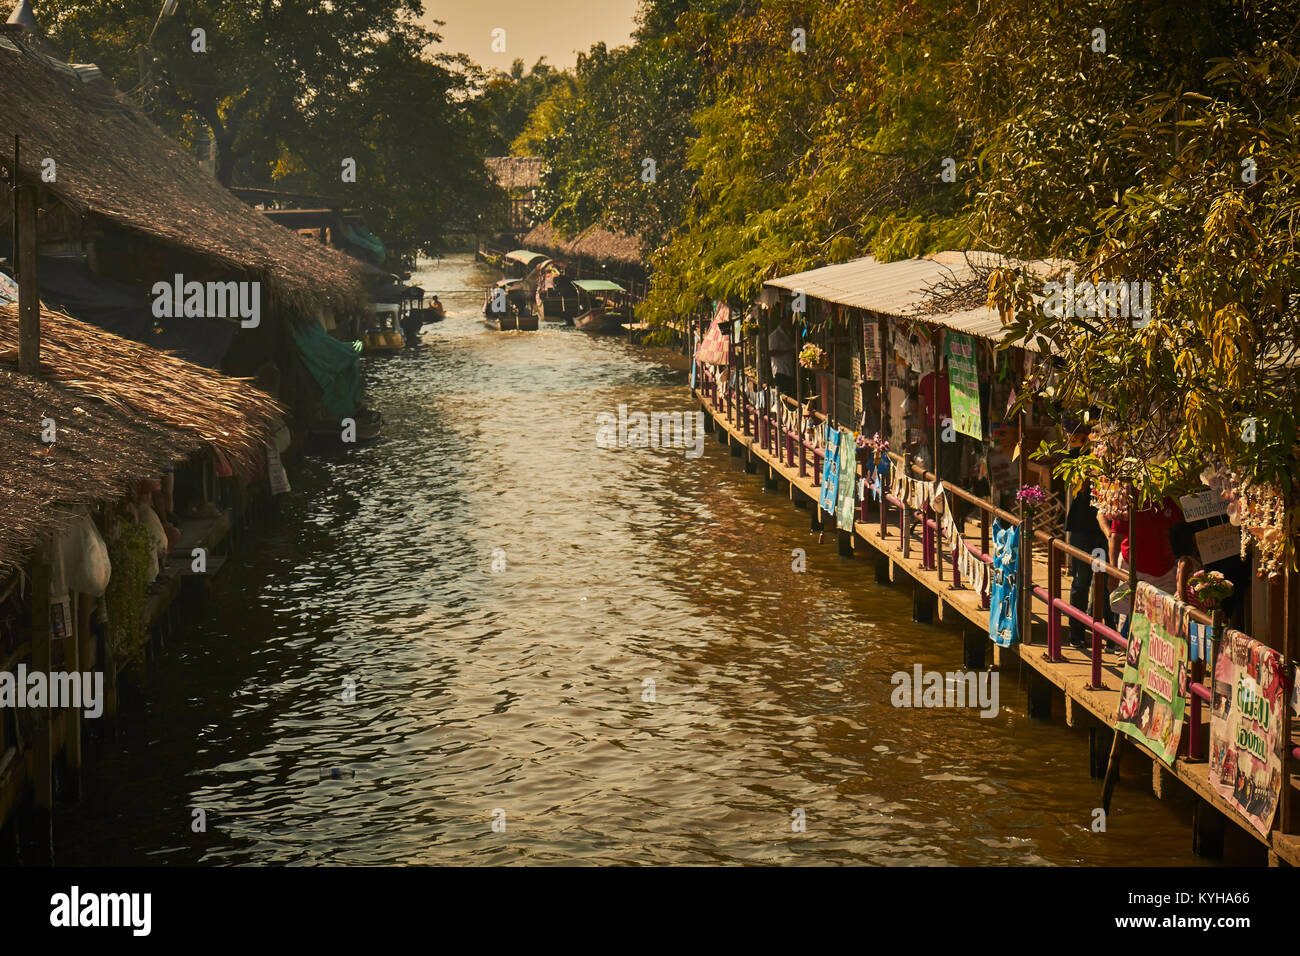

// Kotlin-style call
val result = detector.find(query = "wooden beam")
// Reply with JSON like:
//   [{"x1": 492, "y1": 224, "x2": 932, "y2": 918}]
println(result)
[{"x1": 16, "y1": 140, "x2": 40, "y2": 376}]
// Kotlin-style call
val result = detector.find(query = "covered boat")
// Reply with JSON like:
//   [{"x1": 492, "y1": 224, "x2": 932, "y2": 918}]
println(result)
[
  {"x1": 572, "y1": 279, "x2": 630, "y2": 333},
  {"x1": 483, "y1": 278, "x2": 538, "y2": 331}
]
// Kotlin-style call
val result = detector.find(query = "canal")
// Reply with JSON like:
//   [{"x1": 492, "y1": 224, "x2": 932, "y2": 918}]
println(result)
[{"x1": 55, "y1": 254, "x2": 1205, "y2": 865}]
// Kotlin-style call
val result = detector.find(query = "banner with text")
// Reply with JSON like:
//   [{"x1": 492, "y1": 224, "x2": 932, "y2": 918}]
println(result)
[
  {"x1": 945, "y1": 331, "x2": 982, "y2": 440},
  {"x1": 835, "y1": 430, "x2": 857, "y2": 530},
  {"x1": 819, "y1": 426, "x2": 840, "y2": 515},
  {"x1": 1210, "y1": 630, "x2": 1285, "y2": 836},
  {"x1": 1115, "y1": 583, "x2": 1189, "y2": 765}
]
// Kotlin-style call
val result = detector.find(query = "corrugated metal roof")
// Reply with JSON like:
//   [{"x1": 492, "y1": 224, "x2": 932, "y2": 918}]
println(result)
[{"x1": 764, "y1": 250, "x2": 1069, "y2": 350}]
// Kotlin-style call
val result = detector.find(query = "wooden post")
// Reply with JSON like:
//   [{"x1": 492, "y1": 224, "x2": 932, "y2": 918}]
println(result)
[
  {"x1": 16, "y1": 137, "x2": 41, "y2": 377},
  {"x1": 830, "y1": 302, "x2": 838, "y2": 427},
  {"x1": 1126, "y1": 484, "x2": 1138, "y2": 631},
  {"x1": 962, "y1": 625, "x2": 986, "y2": 670},
  {"x1": 29, "y1": 557, "x2": 53, "y2": 861}
]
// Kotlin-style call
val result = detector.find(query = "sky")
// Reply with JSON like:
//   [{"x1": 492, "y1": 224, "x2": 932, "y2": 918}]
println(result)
[{"x1": 421, "y1": 0, "x2": 642, "y2": 72}]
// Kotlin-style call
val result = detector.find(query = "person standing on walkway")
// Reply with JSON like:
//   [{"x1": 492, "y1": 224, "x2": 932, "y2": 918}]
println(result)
[{"x1": 1064, "y1": 430, "x2": 1111, "y2": 649}]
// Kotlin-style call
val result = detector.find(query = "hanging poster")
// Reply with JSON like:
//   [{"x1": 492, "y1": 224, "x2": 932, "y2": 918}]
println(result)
[
  {"x1": 861, "y1": 317, "x2": 882, "y2": 381},
  {"x1": 1115, "y1": 583, "x2": 1189, "y2": 765},
  {"x1": 1209, "y1": 630, "x2": 1285, "y2": 836},
  {"x1": 819, "y1": 426, "x2": 840, "y2": 515},
  {"x1": 690, "y1": 333, "x2": 698, "y2": 389},
  {"x1": 835, "y1": 430, "x2": 857, "y2": 530},
  {"x1": 945, "y1": 331, "x2": 982, "y2": 440},
  {"x1": 987, "y1": 519, "x2": 1020, "y2": 647}
]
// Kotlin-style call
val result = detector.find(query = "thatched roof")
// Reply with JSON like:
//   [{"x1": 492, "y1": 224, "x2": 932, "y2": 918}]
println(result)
[
  {"x1": 0, "y1": 29, "x2": 366, "y2": 317},
  {"x1": 486, "y1": 156, "x2": 543, "y2": 191},
  {"x1": 523, "y1": 221, "x2": 645, "y2": 267},
  {"x1": 0, "y1": 304, "x2": 283, "y2": 565}
]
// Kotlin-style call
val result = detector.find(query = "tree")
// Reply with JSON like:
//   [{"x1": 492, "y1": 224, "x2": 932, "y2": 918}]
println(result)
[
  {"x1": 476, "y1": 58, "x2": 569, "y2": 157},
  {"x1": 973, "y1": 0, "x2": 1300, "y2": 573},
  {"x1": 40, "y1": 0, "x2": 492, "y2": 264}
]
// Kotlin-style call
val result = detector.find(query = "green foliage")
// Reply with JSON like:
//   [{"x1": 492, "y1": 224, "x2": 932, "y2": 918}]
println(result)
[
  {"x1": 976, "y1": 0, "x2": 1300, "y2": 519},
  {"x1": 476, "y1": 58, "x2": 570, "y2": 157},
  {"x1": 638, "y1": 0, "x2": 974, "y2": 322},
  {"x1": 40, "y1": 0, "x2": 494, "y2": 265}
]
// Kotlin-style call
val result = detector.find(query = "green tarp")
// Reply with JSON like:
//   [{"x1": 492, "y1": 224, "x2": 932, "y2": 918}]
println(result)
[{"x1": 293, "y1": 322, "x2": 363, "y2": 422}]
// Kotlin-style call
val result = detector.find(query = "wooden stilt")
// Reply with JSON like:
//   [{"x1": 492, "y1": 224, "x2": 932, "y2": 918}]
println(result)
[
  {"x1": 912, "y1": 586, "x2": 935, "y2": 624},
  {"x1": 962, "y1": 626, "x2": 986, "y2": 670},
  {"x1": 874, "y1": 555, "x2": 890, "y2": 584},
  {"x1": 836, "y1": 529, "x2": 853, "y2": 557},
  {"x1": 1192, "y1": 801, "x2": 1226, "y2": 858},
  {"x1": 1026, "y1": 670, "x2": 1052, "y2": 719},
  {"x1": 1101, "y1": 730, "x2": 1126, "y2": 813},
  {"x1": 1089, "y1": 726, "x2": 1112, "y2": 779}
]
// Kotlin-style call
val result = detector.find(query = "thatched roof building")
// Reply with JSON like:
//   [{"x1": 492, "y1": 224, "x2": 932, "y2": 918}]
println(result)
[
  {"x1": 0, "y1": 303, "x2": 282, "y2": 566},
  {"x1": 0, "y1": 24, "x2": 366, "y2": 320},
  {"x1": 486, "y1": 156, "x2": 543, "y2": 192},
  {"x1": 522, "y1": 222, "x2": 645, "y2": 268}
]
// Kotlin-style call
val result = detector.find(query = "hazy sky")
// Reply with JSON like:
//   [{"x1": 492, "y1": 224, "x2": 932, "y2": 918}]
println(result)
[{"x1": 422, "y1": 0, "x2": 642, "y2": 71}]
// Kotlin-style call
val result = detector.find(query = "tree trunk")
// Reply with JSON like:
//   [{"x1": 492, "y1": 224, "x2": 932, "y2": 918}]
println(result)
[{"x1": 215, "y1": 130, "x2": 238, "y2": 187}]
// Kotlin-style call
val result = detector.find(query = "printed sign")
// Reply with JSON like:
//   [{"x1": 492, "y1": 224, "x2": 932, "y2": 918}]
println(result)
[
  {"x1": 835, "y1": 430, "x2": 857, "y2": 530},
  {"x1": 988, "y1": 519, "x2": 1020, "y2": 647},
  {"x1": 819, "y1": 426, "x2": 840, "y2": 515},
  {"x1": 1210, "y1": 630, "x2": 1285, "y2": 836},
  {"x1": 1115, "y1": 583, "x2": 1189, "y2": 765},
  {"x1": 945, "y1": 331, "x2": 982, "y2": 440},
  {"x1": 1180, "y1": 490, "x2": 1230, "y2": 522},
  {"x1": 1195, "y1": 522, "x2": 1239, "y2": 565}
]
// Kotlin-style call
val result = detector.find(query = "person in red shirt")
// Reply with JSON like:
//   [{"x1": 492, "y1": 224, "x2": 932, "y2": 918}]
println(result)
[
  {"x1": 919, "y1": 363, "x2": 952, "y2": 430},
  {"x1": 1100, "y1": 496, "x2": 1184, "y2": 594}
]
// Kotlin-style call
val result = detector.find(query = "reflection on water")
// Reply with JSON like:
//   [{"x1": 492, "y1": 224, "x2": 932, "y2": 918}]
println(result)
[{"x1": 54, "y1": 255, "x2": 1205, "y2": 866}]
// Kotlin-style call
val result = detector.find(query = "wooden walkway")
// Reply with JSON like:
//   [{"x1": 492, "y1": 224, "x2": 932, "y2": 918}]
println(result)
[{"x1": 696, "y1": 385, "x2": 1300, "y2": 866}]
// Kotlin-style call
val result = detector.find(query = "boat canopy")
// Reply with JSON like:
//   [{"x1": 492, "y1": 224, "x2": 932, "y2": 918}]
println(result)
[
  {"x1": 505, "y1": 249, "x2": 549, "y2": 268},
  {"x1": 573, "y1": 279, "x2": 626, "y2": 293}
]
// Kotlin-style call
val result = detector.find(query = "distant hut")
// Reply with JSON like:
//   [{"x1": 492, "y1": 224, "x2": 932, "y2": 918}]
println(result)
[
  {"x1": 486, "y1": 156, "x2": 543, "y2": 234},
  {"x1": 522, "y1": 222, "x2": 649, "y2": 300}
]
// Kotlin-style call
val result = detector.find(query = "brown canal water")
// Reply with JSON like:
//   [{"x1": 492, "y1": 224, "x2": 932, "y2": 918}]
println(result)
[{"x1": 54, "y1": 254, "x2": 1207, "y2": 866}]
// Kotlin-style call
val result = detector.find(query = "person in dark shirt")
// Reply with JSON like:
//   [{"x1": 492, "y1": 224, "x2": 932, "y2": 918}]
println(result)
[{"x1": 1065, "y1": 431, "x2": 1112, "y2": 648}]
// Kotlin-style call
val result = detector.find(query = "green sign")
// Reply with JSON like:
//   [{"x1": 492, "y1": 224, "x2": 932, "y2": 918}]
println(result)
[
  {"x1": 1115, "y1": 583, "x2": 1189, "y2": 765},
  {"x1": 945, "y1": 331, "x2": 981, "y2": 440}
]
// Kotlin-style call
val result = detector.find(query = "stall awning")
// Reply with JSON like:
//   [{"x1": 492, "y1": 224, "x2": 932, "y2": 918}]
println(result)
[
  {"x1": 573, "y1": 279, "x2": 626, "y2": 293},
  {"x1": 764, "y1": 251, "x2": 1069, "y2": 350}
]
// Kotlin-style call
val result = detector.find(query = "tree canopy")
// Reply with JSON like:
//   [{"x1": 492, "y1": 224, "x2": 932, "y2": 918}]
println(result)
[{"x1": 40, "y1": 0, "x2": 494, "y2": 266}]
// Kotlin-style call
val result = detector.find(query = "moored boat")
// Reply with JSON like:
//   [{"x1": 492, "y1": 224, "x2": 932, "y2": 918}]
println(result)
[{"x1": 572, "y1": 279, "x2": 631, "y2": 333}]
